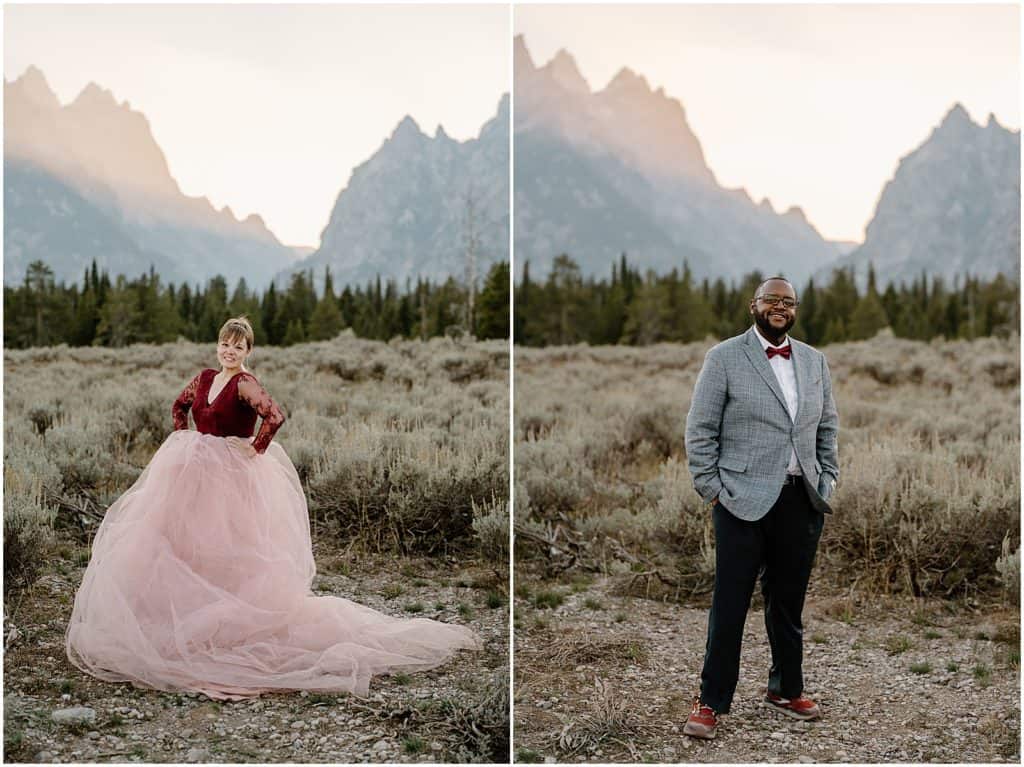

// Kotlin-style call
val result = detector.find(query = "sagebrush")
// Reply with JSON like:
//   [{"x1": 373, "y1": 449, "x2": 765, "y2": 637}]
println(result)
[
  {"x1": 515, "y1": 331, "x2": 1020, "y2": 600},
  {"x1": 4, "y1": 333, "x2": 509, "y2": 598}
]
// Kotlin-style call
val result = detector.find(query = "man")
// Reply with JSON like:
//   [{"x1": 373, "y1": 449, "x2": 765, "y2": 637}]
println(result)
[{"x1": 682, "y1": 276, "x2": 839, "y2": 740}]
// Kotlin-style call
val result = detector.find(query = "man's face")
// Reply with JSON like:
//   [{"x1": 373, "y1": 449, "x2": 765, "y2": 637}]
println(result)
[{"x1": 750, "y1": 279, "x2": 798, "y2": 338}]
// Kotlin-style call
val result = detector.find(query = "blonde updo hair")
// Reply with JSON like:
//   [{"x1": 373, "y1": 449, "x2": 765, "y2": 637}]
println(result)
[{"x1": 218, "y1": 316, "x2": 255, "y2": 351}]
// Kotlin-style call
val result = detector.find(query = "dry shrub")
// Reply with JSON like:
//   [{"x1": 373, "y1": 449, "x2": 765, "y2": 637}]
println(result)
[
  {"x1": 472, "y1": 495, "x2": 510, "y2": 562},
  {"x1": 5, "y1": 335, "x2": 508, "y2": 560},
  {"x1": 556, "y1": 677, "x2": 641, "y2": 758},
  {"x1": 536, "y1": 633, "x2": 648, "y2": 666},
  {"x1": 996, "y1": 535, "x2": 1021, "y2": 603},
  {"x1": 3, "y1": 476, "x2": 55, "y2": 599},
  {"x1": 427, "y1": 669, "x2": 509, "y2": 763},
  {"x1": 516, "y1": 335, "x2": 1019, "y2": 600}
]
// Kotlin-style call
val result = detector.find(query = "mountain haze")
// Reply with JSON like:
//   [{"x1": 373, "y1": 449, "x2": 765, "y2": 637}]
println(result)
[
  {"x1": 825, "y1": 104, "x2": 1020, "y2": 288},
  {"x1": 4, "y1": 67, "x2": 294, "y2": 288},
  {"x1": 514, "y1": 36, "x2": 841, "y2": 285},
  {"x1": 281, "y1": 96, "x2": 510, "y2": 290}
]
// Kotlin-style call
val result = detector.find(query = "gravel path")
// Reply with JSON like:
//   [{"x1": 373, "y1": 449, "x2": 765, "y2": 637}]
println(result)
[
  {"x1": 513, "y1": 576, "x2": 1020, "y2": 763},
  {"x1": 4, "y1": 553, "x2": 508, "y2": 763}
]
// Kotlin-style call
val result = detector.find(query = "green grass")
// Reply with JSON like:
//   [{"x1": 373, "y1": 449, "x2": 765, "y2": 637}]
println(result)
[
  {"x1": 392, "y1": 673, "x2": 411, "y2": 686},
  {"x1": 533, "y1": 590, "x2": 564, "y2": 610},
  {"x1": 583, "y1": 597, "x2": 604, "y2": 611},
  {"x1": 403, "y1": 602, "x2": 425, "y2": 614},
  {"x1": 923, "y1": 629, "x2": 941, "y2": 640},
  {"x1": 486, "y1": 591, "x2": 506, "y2": 609},
  {"x1": 885, "y1": 635, "x2": 913, "y2": 655},
  {"x1": 306, "y1": 693, "x2": 340, "y2": 706},
  {"x1": 569, "y1": 575, "x2": 593, "y2": 593},
  {"x1": 974, "y1": 663, "x2": 992, "y2": 685},
  {"x1": 514, "y1": 583, "x2": 534, "y2": 600},
  {"x1": 911, "y1": 610, "x2": 934, "y2": 627},
  {"x1": 946, "y1": 661, "x2": 960, "y2": 672},
  {"x1": 909, "y1": 662, "x2": 932, "y2": 675},
  {"x1": 403, "y1": 736, "x2": 426, "y2": 755},
  {"x1": 458, "y1": 603, "x2": 473, "y2": 619},
  {"x1": 811, "y1": 632, "x2": 827, "y2": 644},
  {"x1": 625, "y1": 642, "x2": 646, "y2": 662},
  {"x1": 614, "y1": 612, "x2": 627, "y2": 623},
  {"x1": 382, "y1": 584, "x2": 404, "y2": 600},
  {"x1": 4, "y1": 730, "x2": 23, "y2": 755},
  {"x1": 434, "y1": 601, "x2": 446, "y2": 611},
  {"x1": 516, "y1": 748, "x2": 543, "y2": 763},
  {"x1": 413, "y1": 579, "x2": 429, "y2": 588}
]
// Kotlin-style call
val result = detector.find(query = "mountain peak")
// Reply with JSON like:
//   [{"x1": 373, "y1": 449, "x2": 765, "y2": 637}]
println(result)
[
  {"x1": 784, "y1": 205, "x2": 808, "y2": 224},
  {"x1": 391, "y1": 114, "x2": 424, "y2": 140},
  {"x1": 514, "y1": 34, "x2": 536, "y2": 73},
  {"x1": 605, "y1": 67, "x2": 651, "y2": 95},
  {"x1": 543, "y1": 48, "x2": 590, "y2": 95},
  {"x1": 72, "y1": 82, "x2": 120, "y2": 110},
  {"x1": 940, "y1": 102, "x2": 973, "y2": 128},
  {"x1": 8, "y1": 65, "x2": 60, "y2": 111},
  {"x1": 986, "y1": 112, "x2": 1004, "y2": 131}
]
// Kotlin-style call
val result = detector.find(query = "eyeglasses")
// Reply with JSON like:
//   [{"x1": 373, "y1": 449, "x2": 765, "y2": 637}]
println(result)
[{"x1": 756, "y1": 294, "x2": 799, "y2": 309}]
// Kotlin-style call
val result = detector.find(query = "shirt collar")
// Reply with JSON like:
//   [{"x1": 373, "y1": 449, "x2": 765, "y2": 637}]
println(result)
[{"x1": 752, "y1": 324, "x2": 790, "y2": 351}]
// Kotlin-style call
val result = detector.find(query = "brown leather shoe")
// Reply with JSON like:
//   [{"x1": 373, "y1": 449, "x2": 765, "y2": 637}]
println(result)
[
  {"x1": 764, "y1": 692, "x2": 821, "y2": 720},
  {"x1": 683, "y1": 697, "x2": 719, "y2": 739}
]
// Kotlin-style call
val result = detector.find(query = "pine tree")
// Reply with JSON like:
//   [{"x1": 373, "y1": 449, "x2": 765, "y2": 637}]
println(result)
[
  {"x1": 848, "y1": 263, "x2": 888, "y2": 340},
  {"x1": 476, "y1": 261, "x2": 510, "y2": 340},
  {"x1": 282, "y1": 318, "x2": 306, "y2": 346}
]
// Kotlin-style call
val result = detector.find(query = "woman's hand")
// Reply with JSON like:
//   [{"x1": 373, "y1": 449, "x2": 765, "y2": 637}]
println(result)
[{"x1": 226, "y1": 436, "x2": 258, "y2": 459}]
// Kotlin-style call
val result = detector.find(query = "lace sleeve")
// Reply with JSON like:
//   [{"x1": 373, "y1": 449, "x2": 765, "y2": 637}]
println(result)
[
  {"x1": 172, "y1": 372, "x2": 202, "y2": 430},
  {"x1": 236, "y1": 374, "x2": 286, "y2": 454}
]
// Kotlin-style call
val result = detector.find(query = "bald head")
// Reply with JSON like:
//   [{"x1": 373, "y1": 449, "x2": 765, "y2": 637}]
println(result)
[{"x1": 754, "y1": 277, "x2": 796, "y2": 301}]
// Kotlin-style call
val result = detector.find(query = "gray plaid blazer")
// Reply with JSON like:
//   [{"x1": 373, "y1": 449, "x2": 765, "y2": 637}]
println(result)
[{"x1": 685, "y1": 327, "x2": 839, "y2": 521}]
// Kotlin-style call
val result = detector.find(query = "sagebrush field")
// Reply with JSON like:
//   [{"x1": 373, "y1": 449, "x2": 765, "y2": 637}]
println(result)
[
  {"x1": 4, "y1": 333, "x2": 509, "y2": 763},
  {"x1": 513, "y1": 331, "x2": 1019, "y2": 763},
  {"x1": 515, "y1": 331, "x2": 1019, "y2": 599}
]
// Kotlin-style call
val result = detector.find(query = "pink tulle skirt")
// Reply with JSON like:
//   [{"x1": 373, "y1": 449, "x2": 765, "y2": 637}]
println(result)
[{"x1": 66, "y1": 430, "x2": 480, "y2": 700}]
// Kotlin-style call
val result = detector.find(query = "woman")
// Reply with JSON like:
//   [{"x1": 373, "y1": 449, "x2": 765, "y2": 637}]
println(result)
[{"x1": 66, "y1": 317, "x2": 480, "y2": 700}]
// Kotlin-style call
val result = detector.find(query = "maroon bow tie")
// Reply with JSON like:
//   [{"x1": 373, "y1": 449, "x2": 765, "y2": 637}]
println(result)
[{"x1": 766, "y1": 345, "x2": 791, "y2": 360}]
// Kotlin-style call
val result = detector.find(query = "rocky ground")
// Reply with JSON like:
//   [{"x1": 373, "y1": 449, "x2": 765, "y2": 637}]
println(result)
[
  {"x1": 513, "y1": 575, "x2": 1020, "y2": 763},
  {"x1": 4, "y1": 548, "x2": 508, "y2": 764}
]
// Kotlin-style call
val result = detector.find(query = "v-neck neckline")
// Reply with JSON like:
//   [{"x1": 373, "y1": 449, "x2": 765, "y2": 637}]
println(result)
[{"x1": 206, "y1": 370, "x2": 240, "y2": 406}]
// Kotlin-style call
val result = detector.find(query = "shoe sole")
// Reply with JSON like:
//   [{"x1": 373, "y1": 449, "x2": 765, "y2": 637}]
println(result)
[
  {"x1": 763, "y1": 700, "x2": 821, "y2": 721},
  {"x1": 682, "y1": 723, "x2": 717, "y2": 740}
]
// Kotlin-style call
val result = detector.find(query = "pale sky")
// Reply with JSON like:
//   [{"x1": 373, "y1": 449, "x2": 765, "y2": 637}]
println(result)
[
  {"x1": 516, "y1": 3, "x2": 1020, "y2": 243},
  {"x1": 5, "y1": 4, "x2": 509, "y2": 247}
]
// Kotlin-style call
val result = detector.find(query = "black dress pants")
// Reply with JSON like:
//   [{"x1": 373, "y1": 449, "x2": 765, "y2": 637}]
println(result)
[{"x1": 699, "y1": 481, "x2": 824, "y2": 714}]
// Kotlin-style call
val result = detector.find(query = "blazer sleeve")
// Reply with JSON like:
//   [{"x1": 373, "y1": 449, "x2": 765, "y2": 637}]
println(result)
[
  {"x1": 685, "y1": 349, "x2": 727, "y2": 504},
  {"x1": 816, "y1": 353, "x2": 840, "y2": 495}
]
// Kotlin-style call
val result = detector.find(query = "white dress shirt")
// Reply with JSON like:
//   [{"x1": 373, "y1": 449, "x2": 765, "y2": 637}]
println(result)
[{"x1": 753, "y1": 324, "x2": 801, "y2": 475}]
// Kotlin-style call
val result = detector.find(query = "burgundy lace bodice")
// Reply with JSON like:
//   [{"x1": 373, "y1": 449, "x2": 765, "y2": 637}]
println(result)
[{"x1": 172, "y1": 369, "x2": 285, "y2": 454}]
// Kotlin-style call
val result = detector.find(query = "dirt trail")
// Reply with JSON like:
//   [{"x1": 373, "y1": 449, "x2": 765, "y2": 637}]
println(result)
[
  {"x1": 513, "y1": 577, "x2": 1019, "y2": 763},
  {"x1": 4, "y1": 553, "x2": 508, "y2": 764}
]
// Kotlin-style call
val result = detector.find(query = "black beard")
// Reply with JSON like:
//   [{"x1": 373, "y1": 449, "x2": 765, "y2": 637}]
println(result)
[{"x1": 753, "y1": 310, "x2": 794, "y2": 345}]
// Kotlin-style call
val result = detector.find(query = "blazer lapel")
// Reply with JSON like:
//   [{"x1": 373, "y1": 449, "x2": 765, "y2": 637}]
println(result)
[
  {"x1": 790, "y1": 339, "x2": 804, "y2": 419},
  {"x1": 742, "y1": 327, "x2": 789, "y2": 414}
]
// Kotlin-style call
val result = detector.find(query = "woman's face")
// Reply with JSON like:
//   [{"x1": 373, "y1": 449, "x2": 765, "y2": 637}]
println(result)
[{"x1": 217, "y1": 335, "x2": 251, "y2": 370}]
